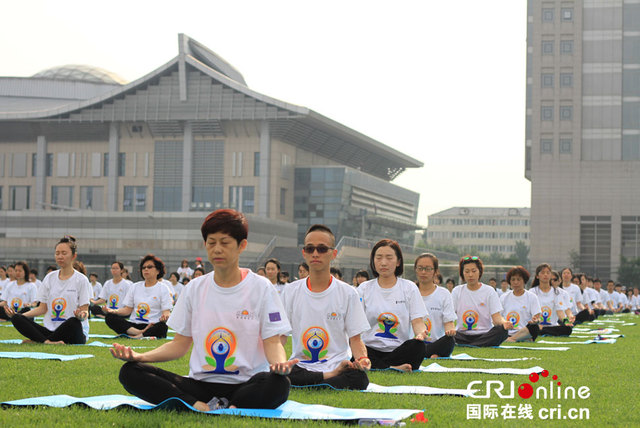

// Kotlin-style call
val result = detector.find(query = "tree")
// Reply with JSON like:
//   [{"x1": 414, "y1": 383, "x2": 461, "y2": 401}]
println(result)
[
  {"x1": 569, "y1": 249, "x2": 581, "y2": 271},
  {"x1": 617, "y1": 257, "x2": 640, "y2": 288},
  {"x1": 514, "y1": 241, "x2": 529, "y2": 268}
]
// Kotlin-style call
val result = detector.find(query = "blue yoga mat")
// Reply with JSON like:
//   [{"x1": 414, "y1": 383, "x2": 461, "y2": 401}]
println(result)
[
  {"x1": 1, "y1": 394, "x2": 421, "y2": 421},
  {"x1": 0, "y1": 351, "x2": 93, "y2": 361}
]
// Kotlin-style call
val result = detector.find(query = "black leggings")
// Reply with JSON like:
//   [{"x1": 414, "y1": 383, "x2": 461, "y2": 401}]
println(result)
[
  {"x1": 366, "y1": 339, "x2": 426, "y2": 370},
  {"x1": 454, "y1": 325, "x2": 509, "y2": 347},
  {"x1": 424, "y1": 335, "x2": 455, "y2": 357},
  {"x1": 10, "y1": 314, "x2": 86, "y2": 344},
  {"x1": 539, "y1": 324, "x2": 572, "y2": 336},
  {"x1": 288, "y1": 364, "x2": 369, "y2": 390},
  {"x1": 105, "y1": 313, "x2": 168, "y2": 338},
  {"x1": 0, "y1": 306, "x2": 29, "y2": 320},
  {"x1": 119, "y1": 362, "x2": 290, "y2": 409},
  {"x1": 574, "y1": 309, "x2": 593, "y2": 325}
]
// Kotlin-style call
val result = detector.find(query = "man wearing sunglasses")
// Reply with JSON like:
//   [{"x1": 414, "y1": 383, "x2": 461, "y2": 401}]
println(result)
[{"x1": 281, "y1": 224, "x2": 372, "y2": 390}]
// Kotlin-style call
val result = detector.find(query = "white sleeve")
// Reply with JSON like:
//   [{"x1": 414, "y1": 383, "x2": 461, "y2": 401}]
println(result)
[
  {"x1": 407, "y1": 284, "x2": 428, "y2": 320},
  {"x1": 487, "y1": 287, "x2": 503, "y2": 315},
  {"x1": 122, "y1": 285, "x2": 135, "y2": 308},
  {"x1": 167, "y1": 283, "x2": 193, "y2": 337},
  {"x1": 259, "y1": 285, "x2": 292, "y2": 340},
  {"x1": 78, "y1": 275, "x2": 91, "y2": 306},
  {"x1": 529, "y1": 292, "x2": 542, "y2": 316},
  {"x1": 441, "y1": 289, "x2": 457, "y2": 323},
  {"x1": 345, "y1": 288, "x2": 371, "y2": 338},
  {"x1": 160, "y1": 284, "x2": 173, "y2": 311}
]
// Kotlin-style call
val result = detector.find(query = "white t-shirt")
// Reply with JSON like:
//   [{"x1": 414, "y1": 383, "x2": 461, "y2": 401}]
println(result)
[
  {"x1": 613, "y1": 291, "x2": 626, "y2": 309},
  {"x1": 0, "y1": 278, "x2": 9, "y2": 296},
  {"x1": 421, "y1": 286, "x2": 456, "y2": 342},
  {"x1": 168, "y1": 269, "x2": 291, "y2": 384},
  {"x1": 168, "y1": 282, "x2": 185, "y2": 305},
  {"x1": 282, "y1": 277, "x2": 370, "y2": 372},
  {"x1": 556, "y1": 288, "x2": 572, "y2": 314},
  {"x1": 595, "y1": 289, "x2": 608, "y2": 305},
  {"x1": 90, "y1": 282, "x2": 103, "y2": 300},
  {"x1": 451, "y1": 283, "x2": 503, "y2": 335},
  {"x1": 2, "y1": 281, "x2": 38, "y2": 311},
  {"x1": 31, "y1": 279, "x2": 43, "y2": 290},
  {"x1": 99, "y1": 278, "x2": 133, "y2": 310},
  {"x1": 500, "y1": 290, "x2": 542, "y2": 335},
  {"x1": 357, "y1": 278, "x2": 427, "y2": 352},
  {"x1": 583, "y1": 287, "x2": 598, "y2": 308},
  {"x1": 562, "y1": 283, "x2": 582, "y2": 313},
  {"x1": 37, "y1": 270, "x2": 91, "y2": 339},
  {"x1": 122, "y1": 281, "x2": 173, "y2": 324},
  {"x1": 530, "y1": 287, "x2": 566, "y2": 326},
  {"x1": 273, "y1": 283, "x2": 286, "y2": 295},
  {"x1": 630, "y1": 295, "x2": 640, "y2": 310},
  {"x1": 177, "y1": 266, "x2": 194, "y2": 280}
]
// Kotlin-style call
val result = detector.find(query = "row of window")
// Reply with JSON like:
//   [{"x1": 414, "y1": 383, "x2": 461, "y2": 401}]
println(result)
[
  {"x1": 541, "y1": 72, "x2": 573, "y2": 88},
  {"x1": 428, "y1": 231, "x2": 529, "y2": 240},
  {"x1": 541, "y1": 105, "x2": 573, "y2": 121},
  {"x1": 429, "y1": 218, "x2": 529, "y2": 226},
  {"x1": 542, "y1": 40, "x2": 574, "y2": 56},
  {"x1": 542, "y1": 7, "x2": 574, "y2": 23},
  {"x1": 540, "y1": 137, "x2": 573, "y2": 154},
  {"x1": 464, "y1": 245, "x2": 516, "y2": 253}
]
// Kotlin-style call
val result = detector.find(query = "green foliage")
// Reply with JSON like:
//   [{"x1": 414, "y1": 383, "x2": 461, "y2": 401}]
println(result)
[
  {"x1": 618, "y1": 257, "x2": 640, "y2": 288},
  {"x1": 514, "y1": 241, "x2": 529, "y2": 267},
  {"x1": 1, "y1": 316, "x2": 639, "y2": 427}
]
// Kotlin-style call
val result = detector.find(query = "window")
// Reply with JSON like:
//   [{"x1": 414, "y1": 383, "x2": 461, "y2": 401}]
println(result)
[
  {"x1": 541, "y1": 139, "x2": 553, "y2": 153},
  {"x1": 280, "y1": 188, "x2": 287, "y2": 215},
  {"x1": 103, "y1": 153, "x2": 109, "y2": 177},
  {"x1": 11, "y1": 153, "x2": 27, "y2": 177},
  {"x1": 228, "y1": 186, "x2": 255, "y2": 214},
  {"x1": 231, "y1": 152, "x2": 243, "y2": 177},
  {"x1": 560, "y1": 106, "x2": 573, "y2": 120},
  {"x1": 281, "y1": 154, "x2": 291, "y2": 179},
  {"x1": 561, "y1": 7, "x2": 573, "y2": 22},
  {"x1": 541, "y1": 106, "x2": 554, "y2": 121},
  {"x1": 254, "y1": 152, "x2": 260, "y2": 177},
  {"x1": 10, "y1": 186, "x2": 30, "y2": 210},
  {"x1": 542, "y1": 8, "x2": 554, "y2": 22},
  {"x1": 542, "y1": 41, "x2": 554, "y2": 55},
  {"x1": 560, "y1": 40, "x2": 573, "y2": 55},
  {"x1": 190, "y1": 140, "x2": 225, "y2": 211},
  {"x1": 32, "y1": 153, "x2": 37, "y2": 177},
  {"x1": 542, "y1": 73, "x2": 554, "y2": 88},
  {"x1": 123, "y1": 186, "x2": 146, "y2": 212},
  {"x1": 0, "y1": 187, "x2": 2, "y2": 210},
  {"x1": 580, "y1": 216, "x2": 612, "y2": 279},
  {"x1": 560, "y1": 73, "x2": 573, "y2": 87},
  {"x1": 51, "y1": 186, "x2": 73, "y2": 208},
  {"x1": 154, "y1": 141, "x2": 183, "y2": 212},
  {"x1": 57, "y1": 153, "x2": 70, "y2": 177},
  {"x1": 560, "y1": 138, "x2": 572, "y2": 153},
  {"x1": 192, "y1": 186, "x2": 223, "y2": 211},
  {"x1": 80, "y1": 186, "x2": 104, "y2": 210},
  {"x1": 118, "y1": 153, "x2": 126, "y2": 177}
]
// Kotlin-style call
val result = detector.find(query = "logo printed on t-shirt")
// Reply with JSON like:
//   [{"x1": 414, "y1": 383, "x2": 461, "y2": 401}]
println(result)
[
  {"x1": 51, "y1": 297, "x2": 67, "y2": 321},
  {"x1": 202, "y1": 327, "x2": 240, "y2": 374},
  {"x1": 540, "y1": 306, "x2": 552, "y2": 325},
  {"x1": 462, "y1": 310, "x2": 479, "y2": 330},
  {"x1": 11, "y1": 297, "x2": 23, "y2": 311},
  {"x1": 424, "y1": 317, "x2": 432, "y2": 342},
  {"x1": 507, "y1": 311, "x2": 520, "y2": 328},
  {"x1": 236, "y1": 309, "x2": 257, "y2": 320},
  {"x1": 108, "y1": 294, "x2": 119, "y2": 309},
  {"x1": 326, "y1": 312, "x2": 343, "y2": 321},
  {"x1": 301, "y1": 326, "x2": 329, "y2": 363},
  {"x1": 269, "y1": 312, "x2": 281, "y2": 322},
  {"x1": 135, "y1": 302, "x2": 150, "y2": 322},
  {"x1": 375, "y1": 312, "x2": 399, "y2": 339}
]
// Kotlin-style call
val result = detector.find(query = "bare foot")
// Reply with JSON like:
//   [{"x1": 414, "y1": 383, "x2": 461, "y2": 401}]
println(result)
[
  {"x1": 128, "y1": 333, "x2": 144, "y2": 339},
  {"x1": 506, "y1": 337, "x2": 517, "y2": 342},
  {"x1": 430, "y1": 354, "x2": 439, "y2": 359},
  {"x1": 21, "y1": 339, "x2": 35, "y2": 344},
  {"x1": 390, "y1": 363, "x2": 413, "y2": 372},
  {"x1": 323, "y1": 360, "x2": 352, "y2": 380},
  {"x1": 44, "y1": 340, "x2": 65, "y2": 345},
  {"x1": 193, "y1": 401, "x2": 209, "y2": 412}
]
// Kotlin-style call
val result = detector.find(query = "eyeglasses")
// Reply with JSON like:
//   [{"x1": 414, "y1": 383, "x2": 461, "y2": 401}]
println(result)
[
  {"x1": 302, "y1": 244, "x2": 334, "y2": 254},
  {"x1": 415, "y1": 266, "x2": 435, "y2": 272},
  {"x1": 141, "y1": 265, "x2": 156, "y2": 270}
]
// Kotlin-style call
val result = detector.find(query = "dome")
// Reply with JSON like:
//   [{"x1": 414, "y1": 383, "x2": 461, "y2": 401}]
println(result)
[{"x1": 32, "y1": 64, "x2": 127, "y2": 85}]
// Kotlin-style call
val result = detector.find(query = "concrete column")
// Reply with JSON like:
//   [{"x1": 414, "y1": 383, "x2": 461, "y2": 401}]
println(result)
[
  {"x1": 107, "y1": 122, "x2": 119, "y2": 211},
  {"x1": 35, "y1": 135, "x2": 46, "y2": 209},
  {"x1": 182, "y1": 121, "x2": 193, "y2": 211},
  {"x1": 258, "y1": 121, "x2": 271, "y2": 217}
]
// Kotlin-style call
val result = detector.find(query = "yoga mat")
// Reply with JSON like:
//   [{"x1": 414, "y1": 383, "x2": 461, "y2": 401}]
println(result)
[
  {"x1": 292, "y1": 382, "x2": 472, "y2": 397},
  {"x1": 88, "y1": 318, "x2": 105, "y2": 322},
  {"x1": 88, "y1": 334, "x2": 173, "y2": 340},
  {"x1": 438, "y1": 353, "x2": 538, "y2": 362},
  {"x1": 0, "y1": 339, "x2": 23, "y2": 344},
  {"x1": 538, "y1": 338, "x2": 617, "y2": 344},
  {"x1": 572, "y1": 328, "x2": 617, "y2": 334},
  {"x1": 419, "y1": 362, "x2": 544, "y2": 375},
  {"x1": 0, "y1": 394, "x2": 421, "y2": 421},
  {"x1": 497, "y1": 345, "x2": 570, "y2": 351},
  {"x1": 0, "y1": 351, "x2": 93, "y2": 361},
  {"x1": 571, "y1": 334, "x2": 623, "y2": 339},
  {"x1": 0, "y1": 339, "x2": 150, "y2": 349}
]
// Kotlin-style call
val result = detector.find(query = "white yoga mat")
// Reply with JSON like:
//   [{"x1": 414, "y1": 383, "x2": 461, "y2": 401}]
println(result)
[
  {"x1": 0, "y1": 351, "x2": 93, "y2": 361},
  {"x1": 538, "y1": 338, "x2": 616, "y2": 344},
  {"x1": 419, "y1": 362, "x2": 544, "y2": 375},
  {"x1": 441, "y1": 353, "x2": 538, "y2": 362},
  {"x1": 364, "y1": 382, "x2": 473, "y2": 397},
  {"x1": 497, "y1": 345, "x2": 570, "y2": 351}
]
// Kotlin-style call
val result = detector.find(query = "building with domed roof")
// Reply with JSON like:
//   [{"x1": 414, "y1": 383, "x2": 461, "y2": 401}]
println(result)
[{"x1": 0, "y1": 34, "x2": 423, "y2": 279}]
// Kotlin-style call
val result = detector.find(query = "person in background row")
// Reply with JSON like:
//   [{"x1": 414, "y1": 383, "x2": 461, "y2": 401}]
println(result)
[
  {"x1": 10, "y1": 236, "x2": 90, "y2": 344},
  {"x1": 280, "y1": 272, "x2": 290, "y2": 284},
  {"x1": 530, "y1": 263, "x2": 573, "y2": 337},
  {"x1": 167, "y1": 272, "x2": 184, "y2": 305},
  {"x1": 111, "y1": 209, "x2": 295, "y2": 411},
  {"x1": 497, "y1": 279, "x2": 509, "y2": 297},
  {"x1": 414, "y1": 253, "x2": 456, "y2": 358},
  {"x1": 0, "y1": 261, "x2": 38, "y2": 320},
  {"x1": 193, "y1": 267, "x2": 205, "y2": 278},
  {"x1": 445, "y1": 278, "x2": 455, "y2": 293},
  {"x1": 297, "y1": 262, "x2": 309, "y2": 280},
  {"x1": 29, "y1": 269, "x2": 43, "y2": 289},
  {"x1": 90, "y1": 262, "x2": 132, "y2": 318},
  {"x1": 0, "y1": 266, "x2": 10, "y2": 297},
  {"x1": 501, "y1": 266, "x2": 541, "y2": 342},
  {"x1": 330, "y1": 267, "x2": 343, "y2": 281},
  {"x1": 89, "y1": 273, "x2": 102, "y2": 301},
  {"x1": 177, "y1": 259, "x2": 194, "y2": 282},
  {"x1": 194, "y1": 257, "x2": 204, "y2": 270},
  {"x1": 46, "y1": 265, "x2": 57, "y2": 276},
  {"x1": 256, "y1": 267, "x2": 266, "y2": 277},
  {"x1": 265, "y1": 258, "x2": 285, "y2": 294},
  {"x1": 451, "y1": 256, "x2": 511, "y2": 347},
  {"x1": 353, "y1": 270, "x2": 370, "y2": 287},
  {"x1": 357, "y1": 239, "x2": 427, "y2": 372},
  {"x1": 105, "y1": 254, "x2": 173, "y2": 339}
]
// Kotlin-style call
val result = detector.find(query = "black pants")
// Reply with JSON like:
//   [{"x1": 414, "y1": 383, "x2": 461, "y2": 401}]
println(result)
[
  {"x1": 119, "y1": 361, "x2": 290, "y2": 409},
  {"x1": 366, "y1": 339, "x2": 426, "y2": 370},
  {"x1": 0, "y1": 306, "x2": 29, "y2": 320},
  {"x1": 574, "y1": 309, "x2": 593, "y2": 325},
  {"x1": 454, "y1": 325, "x2": 509, "y2": 347},
  {"x1": 105, "y1": 313, "x2": 168, "y2": 338},
  {"x1": 89, "y1": 304, "x2": 106, "y2": 317},
  {"x1": 539, "y1": 324, "x2": 572, "y2": 336},
  {"x1": 288, "y1": 364, "x2": 369, "y2": 390},
  {"x1": 424, "y1": 335, "x2": 455, "y2": 357},
  {"x1": 10, "y1": 314, "x2": 86, "y2": 344}
]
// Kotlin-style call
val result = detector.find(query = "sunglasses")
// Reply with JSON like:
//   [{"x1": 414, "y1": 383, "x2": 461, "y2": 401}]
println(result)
[
  {"x1": 141, "y1": 264, "x2": 156, "y2": 270},
  {"x1": 302, "y1": 244, "x2": 334, "y2": 254},
  {"x1": 462, "y1": 256, "x2": 479, "y2": 261}
]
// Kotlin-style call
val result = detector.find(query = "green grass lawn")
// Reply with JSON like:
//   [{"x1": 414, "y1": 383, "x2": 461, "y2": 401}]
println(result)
[{"x1": 0, "y1": 314, "x2": 638, "y2": 427}]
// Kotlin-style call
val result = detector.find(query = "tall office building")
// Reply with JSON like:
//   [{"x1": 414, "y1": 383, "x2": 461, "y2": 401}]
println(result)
[{"x1": 526, "y1": 1, "x2": 640, "y2": 279}]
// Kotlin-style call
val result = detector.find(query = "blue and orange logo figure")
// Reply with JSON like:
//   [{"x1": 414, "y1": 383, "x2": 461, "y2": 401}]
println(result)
[
  {"x1": 375, "y1": 312, "x2": 399, "y2": 339},
  {"x1": 11, "y1": 298, "x2": 23, "y2": 312},
  {"x1": 424, "y1": 317, "x2": 432, "y2": 342},
  {"x1": 135, "y1": 303, "x2": 150, "y2": 322},
  {"x1": 202, "y1": 327, "x2": 239, "y2": 374},
  {"x1": 507, "y1": 311, "x2": 520, "y2": 328},
  {"x1": 51, "y1": 298, "x2": 67, "y2": 321},
  {"x1": 540, "y1": 306, "x2": 552, "y2": 325},
  {"x1": 108, "y1": 294, "x2": 119, "y2": 310},
  {"x1": 301, "y1": 327, "x2": 329, "y2": 363},
  {"x1": 462, "y1": 310, "x2": 479, "y2": 330}
]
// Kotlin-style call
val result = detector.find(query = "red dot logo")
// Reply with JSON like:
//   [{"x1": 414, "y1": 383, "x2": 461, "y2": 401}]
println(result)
[
  {"x1": 529, "y1": 373, "x2": 539, "y2": 383},
  {"x1": 518, "y1": 383, "x2": 533, "y2": 399},
  {"x1": 541, "y1": 370, "x2": 549, "y2": 377},
  {"x1": 552, "y1": 375, "x2": 558, "y2": 380}
]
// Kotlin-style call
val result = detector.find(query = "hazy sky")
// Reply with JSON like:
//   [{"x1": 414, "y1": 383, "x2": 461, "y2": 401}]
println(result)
[{"x1": 2, "y1": 1, "x2": 530, "y2": 225}]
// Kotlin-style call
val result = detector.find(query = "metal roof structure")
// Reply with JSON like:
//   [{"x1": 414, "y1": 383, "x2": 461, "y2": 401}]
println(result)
[{"x1": 0, "y1": 34, "x2": 422, "y2": 181}]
